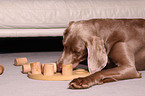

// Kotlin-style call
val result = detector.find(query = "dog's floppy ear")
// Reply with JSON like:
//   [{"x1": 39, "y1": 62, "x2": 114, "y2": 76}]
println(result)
[{"x1": 86, "y1": 36, "x2": 108, "y2": 74}]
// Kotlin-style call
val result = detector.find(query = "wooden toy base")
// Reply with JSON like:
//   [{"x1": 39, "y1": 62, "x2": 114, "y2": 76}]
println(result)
[{"x1": 28, "y1": 69, "x2": 90, "y2": 81}]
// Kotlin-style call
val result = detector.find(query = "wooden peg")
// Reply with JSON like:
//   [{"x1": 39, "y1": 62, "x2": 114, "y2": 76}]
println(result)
[
  {"x1": 51, "y1": 63, "x2": 57, "y2": 73},
  {"x1": 30, "y1": 62, "x2": 41, "y2": 74},
  {"x1": 22, "y1": 63, "x2": 31, "y2": 74},
  {"x1": 42, "y1": 63, "x2": 57, "y2": 73},
  {"x1": 0, "y1": 64, "x2": 4, "y2": 75},
  {"x1": 14, "y1": 57, "x2": 28, "y2": 66},
  {"x1": 43, "y1": 64, "x2": 54, "y2": 76},
  {"x1": 62, "y1": 64, "x2": 72, "y2": 75}
]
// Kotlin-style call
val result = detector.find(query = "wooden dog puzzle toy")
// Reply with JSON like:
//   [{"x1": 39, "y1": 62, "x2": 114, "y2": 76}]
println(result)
[
  {"x1": 17, "y1": 57, "x2": 90, "y2": 81},
  {"x1": 14, "y1": 57, "x2": 28, "y2": 66},
  {"x1": 27, "y1": 63, "x2": 90, "y2": 81}
]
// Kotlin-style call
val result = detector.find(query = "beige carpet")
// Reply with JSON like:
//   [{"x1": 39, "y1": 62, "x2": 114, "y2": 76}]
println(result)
[{"x1": 0, "y1": 52, "x2": 145, "y2": 96}]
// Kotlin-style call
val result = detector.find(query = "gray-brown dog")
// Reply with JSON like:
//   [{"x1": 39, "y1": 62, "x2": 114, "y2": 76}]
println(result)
[{"x1": 57, "y1": 19, "x2": 145, "y2": 89}]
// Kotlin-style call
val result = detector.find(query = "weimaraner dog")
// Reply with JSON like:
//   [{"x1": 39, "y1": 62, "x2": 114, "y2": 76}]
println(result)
[{"x1": 57, "y1": 19, "x2": 145, "y2": 89}]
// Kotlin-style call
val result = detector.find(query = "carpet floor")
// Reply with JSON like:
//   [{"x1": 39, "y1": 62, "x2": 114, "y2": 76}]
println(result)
[{"x1": 0, "y1": 52, "x2": 145, "y2": 96}]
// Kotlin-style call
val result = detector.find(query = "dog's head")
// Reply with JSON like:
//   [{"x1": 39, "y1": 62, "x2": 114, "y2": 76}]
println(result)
[{"x1": 57, "y1": 21, "x2": 108, "y2": 73}]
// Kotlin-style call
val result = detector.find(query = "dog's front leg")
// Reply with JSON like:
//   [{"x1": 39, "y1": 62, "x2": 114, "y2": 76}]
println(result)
[{"x1": 69, "y1": 42, "x2": 141, "y2": 89}]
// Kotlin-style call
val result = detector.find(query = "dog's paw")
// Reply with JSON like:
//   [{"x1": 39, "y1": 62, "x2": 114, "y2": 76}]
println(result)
[{"x1": 69, "y1": 77, "x2": 94, "y2": 89}]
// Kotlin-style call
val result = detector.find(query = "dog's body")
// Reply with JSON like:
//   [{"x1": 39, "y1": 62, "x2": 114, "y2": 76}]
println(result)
[{"x1": 57, "y1": 19, "x2": 145, "y2": 89}]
